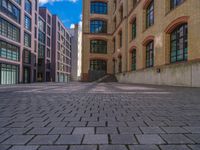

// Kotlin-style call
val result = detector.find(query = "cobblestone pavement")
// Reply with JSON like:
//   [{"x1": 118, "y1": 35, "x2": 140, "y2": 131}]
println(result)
[{"x1": 0, "y1": 82, "x2": 200, "y2": 150}]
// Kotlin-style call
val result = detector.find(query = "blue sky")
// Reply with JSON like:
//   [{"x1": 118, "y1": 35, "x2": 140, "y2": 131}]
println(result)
[{"x1": 39, "y1": 0, "x2": 82, "y2": 28}]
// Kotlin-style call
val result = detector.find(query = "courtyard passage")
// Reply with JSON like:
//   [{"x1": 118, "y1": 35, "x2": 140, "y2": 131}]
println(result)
[{"x1": 0, "y1": 82, "x2": 200, "y2": 150}]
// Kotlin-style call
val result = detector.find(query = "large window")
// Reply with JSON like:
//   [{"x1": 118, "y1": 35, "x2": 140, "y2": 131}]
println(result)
[
  {"x1": 0, "y1": 40, "x2": 20, "y2": 61},
  {"x1": 38, "y1": 43, "x2": 45, "y2": 58},
  {"x1": 170, "y1": 24, "x2": 188, "y2": 63},
  {"x1": 38, "y1": 31, "x2": 45, "y2": 44},
  {"x1": 0, "y1": 64, "x2": 19, "y2": 84},
  {"x1": 171, "y1": 0, "x2": 184, "y2": 9},
  {"x1": 91, "y1": 2, "x2": 107, "y2": 14},
  {"x1": 90, "y1": 40, "x2": 107, "y2": 54},
  {"x1": 132, "y1": 19, "x2": 136, "y2": 40},
  {"x1": 146, "y1": 41, "x2": 154, "y2": 68},
  {"x1": 131, "y1": 49, "x2": 136, "y2": 71},
  {"x1": 24, "y1": 32, "x2": 31, "y2": 47},
  {"x1": 14, "y1": 0, "x2": 21, "y2": 5},
  {"x1": 24, "y1": 15, "x2": 31, "y2": 31},
  {"x1": 0, "y1": 17, "x2": 20, "y2": 42},
  {"x1": 38, "y1": 18, "x2": 45, "y2": 32},
  {"x1": 146, "y1": 0, "x2": 154, "y2": 28},
  {"x1": 90, "y1": 60, "x2": 107, "y2": 71},
  {"x1": 0, "y1": 0, "x2": 20, "y2": 23},
  {"x1": 23, "y1": 49, "x2": 31, "y2": 64},
  {"x1": 25, "y1": 0, "x2": 31, "y2": 14},
  {"x1": 119, "y1": 31, "x2": 122, "y2": 48},
  {"x1": 90, "y1": 20, "x2": 107, "y2": 33}
]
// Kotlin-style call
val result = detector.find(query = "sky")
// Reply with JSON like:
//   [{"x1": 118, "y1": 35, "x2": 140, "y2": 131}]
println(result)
[{"x1": 39, "y1": 0, "x2": 82, "y2": 29}]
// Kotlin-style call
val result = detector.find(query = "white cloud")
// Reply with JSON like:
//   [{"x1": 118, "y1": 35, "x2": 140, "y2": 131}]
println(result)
[
  {"x1": 70, "y1": 24, "x2": 75, "y2": 29},
  {"x1": 39, "y1": 0, "x2": 78, "y2": 5}
]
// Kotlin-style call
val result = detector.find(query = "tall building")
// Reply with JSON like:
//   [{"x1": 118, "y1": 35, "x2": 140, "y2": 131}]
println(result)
[
  {"x1": 82, "y1": 0, "x2": 200, "y2": 87},
  {"x1": 37, "y1": 7, "x2": 52, "y2": 82},
  {"x1": 51, "y1": 15, "x2": 72, "y2": 82},
  {"x1": 0, "y1": 0, "x2": 38, "y2": 84},
  {"x1": 69, "y1": 24, "x2": 82, "y2": 81}
]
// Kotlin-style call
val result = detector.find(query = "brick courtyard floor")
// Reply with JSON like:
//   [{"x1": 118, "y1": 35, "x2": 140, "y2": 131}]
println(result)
[{"x1": 0, "y1": 82, "x2": 200, "y2": 150}]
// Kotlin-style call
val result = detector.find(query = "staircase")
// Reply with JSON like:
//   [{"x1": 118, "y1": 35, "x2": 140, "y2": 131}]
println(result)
[{"x1": 98, "y1": 75, "x2": 118, "y2": 83}]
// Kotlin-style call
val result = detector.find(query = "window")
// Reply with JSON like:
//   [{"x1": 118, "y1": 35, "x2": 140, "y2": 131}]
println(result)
[
  {"x1": 47, "y1": 26, "x2": 50, "y2": 36},
  {"x1": 0, "y1": 40, "x2": 20, "y2": 61},
  {"x1": 0, "y1": 17, "x2": 20, "y2": 42},
  {"x1": 34, "y1": 27, "x2": 37, "y2": 38},
  {"x1": 119, "y1": 31, "x2": 122, "y2": 48},
  {"x1": 170, "y1": 24, "x2": 188, "y2": 63},
  {"x1": 47, "y1": 37, "x2": 50, "y2": 47},
  {"x1": 24, "y1": 15, "x2": 31, "y2": 31},
  {"x1": 47, "y1": 48, "x2": 50, "y2": 58},
  {"x1": 90, "y1": 20, "x2": 107, "y2": 33},
  {"x1": 25, "y1": 0, "x2": 31, "y2": 14},
  {"x1": 91, "y1": 2, "x2": 107, "y2": 14},
  {"x1": 35, "y1": 0, "x2": 37, "y2": 11},
  {"x1": 38, "y1": 18, "x2": 45, "y2": 32},
  {"x1": 146, "y1": 0, "x2": 154, "y2": 28},
  {"x1": 38, "y1": 31, "x2": 45, "y2": 44},
  {"x1": 113, "y1": 38, "x2": 116, "y2": 53},
  {"x1": 131, "y1": 49, "x2": 136, "y2": 71},
  {"x1": 0, "y1": 64, "x2": 19, "y2": 84},
  {"x1": 47, "y1": 15, "x2": 51, "y2": 25},
  {"x1": 90, "y1": 40, "x2": 107, "y2": 54},
  {"x1": 90, "y1": 60, "x2": 107, "y2": 71},
  {"x1": 35, "y1": 14, "x2": 37, "y2": 25},
  {"x1": 38, "y1": 43, "x2": 45, "y2": 58},
  {"x1": 146, "y1": 41, "x2": 154, "y2": 68},
  {"x1": 119, "y1": 56, "x2": 122, "y2": 73},
  {"x1": 171, "y1": 0, "x2": 184, "y2": 9},
  {"x1": 24, "y1": 32, "x2": 31, "y2": 47},
  {"x1": 132, "y1": 19, "x2": 136, "y2": 40},
  {"x1": 14, "y1": 0, "x2": 21, "y2": 5},
  {"x1": 23, "y1": 49, "x2": 31, "y2": 64},
  {"x1": 0, "y1": 0, "x2": 20, "y2": 23}
]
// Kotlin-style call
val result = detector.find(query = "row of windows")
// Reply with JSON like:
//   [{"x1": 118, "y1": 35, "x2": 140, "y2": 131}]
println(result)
[
  {"x1": 25, "y1": 0, "x2": 31, "y2": 15},
  {"x1": 23, "y1": 49, "x2": 31, "y2": 64},
  {"x1": 24, "y1": 15, "x2": 31, "y2": 31},
  {"x1": 0, "y1": 17, "x2": 20, "y2": 42},
  {"x1": 0, "y1": 40, "x2": 20, "y2": 62},
  {"x1": 0, "y1": 0, "x2": 20, "y2": 23},
  {"x1": 128, "y1": 24, "x2": 188, "y2": 71},
  {"x1": 24, "y1": 32, "x2": 31, "y2": 48}
]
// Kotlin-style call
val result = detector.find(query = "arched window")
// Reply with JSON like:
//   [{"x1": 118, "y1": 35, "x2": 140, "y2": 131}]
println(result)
[
  {"x1": 90, "y1": 2, "x2": 107, "y2": 14},
  {"x1": 90, "y1": 40, "x2": 107, "y2": 54},
  {"x1": 146, "y1": 41, "x2": 154, "y2": 68},
  {"x1": 170, "y1": 23, "x2": 188, "y2": 63},
  {"x1": 90, "y1": 20, "x2": 107, "y2": 33},
  {"x1": 146, "y1": 0, "x2": 154, "y2": 28},
  {"x1": 131, "y1": 49, "x2": 136, "y2": 71}
]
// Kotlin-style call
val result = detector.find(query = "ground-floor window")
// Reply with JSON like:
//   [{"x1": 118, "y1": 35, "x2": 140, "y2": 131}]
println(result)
[
  {"x1": 90, "y1": 60, "x2": 107, "y2": 71},
  {"x1": 0, "y1": 64, "x2": 19, "y2": 84},
  {"x1": 146, "y1": 41, "x2": 154, "y2": 68},
  {"x1": 131, "y1": 49, "x2": 136, "y2": 71}
]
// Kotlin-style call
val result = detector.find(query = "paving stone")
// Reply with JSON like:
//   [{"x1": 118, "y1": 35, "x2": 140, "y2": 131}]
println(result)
[
  {"x1": 0, "y1": 145, "x2": 11, "y2": 150},
  {"x1": 3, "y1": 135, "x2": 34, "y2": 145},
  {"x1": 83, "y1": 135, "x2": 108, "y2": 144},
  {"x1": 7, "y1": 127, "x2": 32, "y2": 135},
  {"x1": 56, "y1": 135, "x2": 83, "y2": 144},
  {"x1": 140, "y1": 127, "x2": 165, "y2": 134},
  {"x1": 28, "y1": 135, "x2": 58, "y2": 144},
  {"x1": 49, "y1": 127, "x2": 73, "y2": 134},
  {"x1": 185, "y1": 134, "x2": 200, "y2": 143},
  {"x1": 188, "y1": 145, "x2": 200, "y2": 150},
  {"x1": 184, "y1": 127, "x2": 200, "y2": 133},
  {"x1": 67, "y1": 122, "x2": 87, "y2": 127},
  {"x1": 160, "y1": 134, "x2": 194, "y2": 144},
  {"x1": 136, "y1": 134, "x2": 165, "y2": 144},
  {"x1": 38, "y1": 146, "x2": 68, "y2": 150},
  {"x1": 159, "y1": 145, "x2": 190, "y2": 150},
  {"x1": 129, "y1": 145, "x2": 159, "y2": 150},
  {"x1": 99, "y1": 145, "x2": 127, "y2": 150},
  {"x1": 0, "y1": 133, "x2": 12, "y2": 143},
  {"x1": 27, "y1": 127, "x2": 52, "y2": 134},
  {"x1": 69, "y1": 145, "x2": 97, "y2": 150},
  {"x1": 96, "y1": 127, "x2": 118, "y2": 134},
  {"x1": 9, "y1": 146, "x2": 39, "y2": 150},
  {"x1": 73, "y1": 127, "x2": 94, "y2": 134},
  {"x1": 110, "y1": 134, "x2": 137, "y2": 144},
  {"x1": 162, "y1": 127, "x2": 189, "y2": 133},
  {"x1": 118, "y1": 127, "x2": 141, "y2": 134},
  {"x1": 0, "y1": 128, "x2": 9, "y2": 134},
  {"x1": 87, "y1": 121, "x2": 106, "y2": 127}
]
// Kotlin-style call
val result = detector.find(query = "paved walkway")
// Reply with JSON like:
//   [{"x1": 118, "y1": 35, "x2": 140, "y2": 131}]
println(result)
[{"x1": 0, "y1": 82, "x2": 200, "y2": 150}]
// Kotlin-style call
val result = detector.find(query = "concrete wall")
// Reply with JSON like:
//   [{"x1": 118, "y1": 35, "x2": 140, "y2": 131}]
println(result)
[{"x1": 116, "y1": 61, "x2": 200, "y2": 87}]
